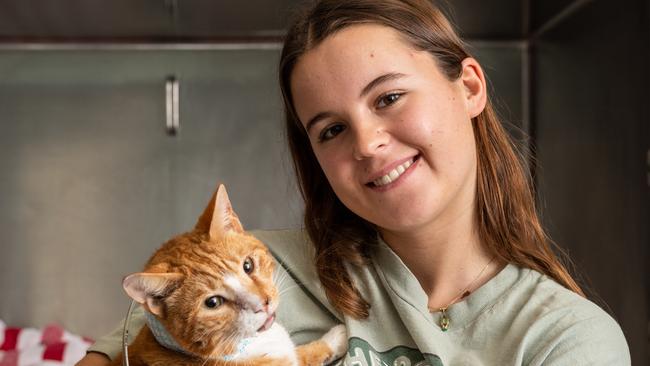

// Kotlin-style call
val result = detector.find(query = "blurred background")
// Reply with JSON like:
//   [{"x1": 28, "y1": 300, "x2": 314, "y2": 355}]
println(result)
[{"x1": 0, "y1": 0, "x2": 647, "y2": 364}]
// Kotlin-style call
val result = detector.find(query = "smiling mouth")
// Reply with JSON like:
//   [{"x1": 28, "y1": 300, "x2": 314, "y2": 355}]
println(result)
[{"x1": 368, "y1": 155, "x2": 420, "y2": 187}]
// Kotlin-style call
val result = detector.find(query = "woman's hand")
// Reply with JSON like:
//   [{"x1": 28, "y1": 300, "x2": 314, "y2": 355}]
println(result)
[{"x1": 75, "y1": 352, "x2": 111, "y2": 366}]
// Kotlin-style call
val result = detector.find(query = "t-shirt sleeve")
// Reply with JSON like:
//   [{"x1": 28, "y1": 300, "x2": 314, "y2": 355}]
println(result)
[
  {"x1": 86, "y1": 306, "x2": 146, "y2": 361},
  {"x1": 531, "y1": 310, "x2": 630, "y2": 366}
]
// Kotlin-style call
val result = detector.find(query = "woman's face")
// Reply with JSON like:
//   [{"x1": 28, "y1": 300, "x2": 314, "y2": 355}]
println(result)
[{"x1": 290, "y1": 24, "x2": 486, "y2": 235}]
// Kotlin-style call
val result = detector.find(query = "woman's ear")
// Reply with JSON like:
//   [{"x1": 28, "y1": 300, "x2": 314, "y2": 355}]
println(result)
[{"x1": 460, "y1": 57, "x2": 487, "y2": 118}]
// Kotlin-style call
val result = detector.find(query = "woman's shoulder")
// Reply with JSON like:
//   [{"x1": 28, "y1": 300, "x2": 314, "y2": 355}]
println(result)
[
  {"x1": 249, "y1": 228, "x2": 314, "y2": 266},
  {"x1": 519, "y1": 267, "x2": 620, "y2": 326},
  {"x1": 249, "y1": 228, "x2": 320, "y2": 286},
  {"x1": 505, "y1": 265, "x2": 631, "y2": 365}
]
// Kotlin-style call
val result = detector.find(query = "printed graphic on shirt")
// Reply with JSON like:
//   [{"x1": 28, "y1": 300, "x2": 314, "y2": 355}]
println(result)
[{"x1": 333, "y1": 337, "x2": 443, "y2": 366}]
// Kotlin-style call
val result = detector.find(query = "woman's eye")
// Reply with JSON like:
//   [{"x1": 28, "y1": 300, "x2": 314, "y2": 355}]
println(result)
[
  {"x1": 377, "y1": 93, "x2": 402, "y2": 108},
  {"x1": 319, "y1": 124, "x2": 346, "y2": 142},
  {"x1": 204, "y1": 295, "x2": 224, "y2": 309},
  {"x1": 243, "y1": 257, "x2": 254, "y2": 274}
]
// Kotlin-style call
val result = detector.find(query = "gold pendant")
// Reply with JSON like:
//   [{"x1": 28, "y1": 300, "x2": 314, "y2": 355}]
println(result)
[{"x1": 439, "y1": 308, "x2": 450, "y2": 332}]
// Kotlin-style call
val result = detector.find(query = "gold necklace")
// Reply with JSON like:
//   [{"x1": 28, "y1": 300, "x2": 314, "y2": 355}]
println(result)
[{"x1": 429, "y1": 256, "x2": 495, "y2": 332}]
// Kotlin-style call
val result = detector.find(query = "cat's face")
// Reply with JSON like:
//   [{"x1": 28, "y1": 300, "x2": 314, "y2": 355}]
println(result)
[
  {"x1": 123, "y1": 185, "x2": 280, "y2": 358},
  {"x1": 160, "y1": 231, "x2": 278, "y2": 356}
]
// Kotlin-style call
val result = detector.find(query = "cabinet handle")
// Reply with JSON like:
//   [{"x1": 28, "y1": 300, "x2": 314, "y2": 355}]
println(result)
[{"x1": 166, "y1": 76, "x2": 179, "y2": 135}]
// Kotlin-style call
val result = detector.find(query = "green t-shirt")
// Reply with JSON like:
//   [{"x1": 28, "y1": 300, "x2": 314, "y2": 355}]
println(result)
[{"x1": 90, "y1": 229, "x2": 630, "y2": 365}]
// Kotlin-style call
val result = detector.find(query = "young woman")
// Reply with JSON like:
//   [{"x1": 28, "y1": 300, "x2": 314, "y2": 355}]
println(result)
[{"x1": 77, "y1": 0, "x2": 630, "y2": 365}]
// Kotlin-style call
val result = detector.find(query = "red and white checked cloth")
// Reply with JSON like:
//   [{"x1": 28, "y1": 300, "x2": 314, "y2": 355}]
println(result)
[{"x1": 0, "y1": 320, "x2": 93, "y2": 366}]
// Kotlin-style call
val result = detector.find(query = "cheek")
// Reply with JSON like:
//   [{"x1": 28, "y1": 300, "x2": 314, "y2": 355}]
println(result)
[
  {"x1": 214, "y1": 306, "x2": 240, "y2": 329},
  {"x1": 396, "y1": 92, "x2": 441, "y2": 132},
  {"x1": 313, "y1": 147, "x2": 356, "y2": 188},
  {"x1": 405, "y1": 94, "x2": 473, "y2": 148}
]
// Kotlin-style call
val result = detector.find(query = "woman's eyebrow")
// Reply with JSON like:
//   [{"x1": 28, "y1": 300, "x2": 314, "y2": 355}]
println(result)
[
  {"x1": 305, "y1": 111, "x2": 336, "y2": 133},
  {"x1": 360, "y1": 72, "x2": 406, "y2": 98}
]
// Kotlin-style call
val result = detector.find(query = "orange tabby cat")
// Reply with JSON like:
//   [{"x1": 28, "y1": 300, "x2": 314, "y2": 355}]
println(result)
[{"x1": 109, "y1": 185, "x2": 347, "y2": 366}]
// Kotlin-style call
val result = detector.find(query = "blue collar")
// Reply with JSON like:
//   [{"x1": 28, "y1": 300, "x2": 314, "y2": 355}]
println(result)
[
  {"x1": 144, "y1": 310, "x2": 252, "y2": 361},
  {"x1": 144, "y1": 311, "x2": 194, "y2": 357}
]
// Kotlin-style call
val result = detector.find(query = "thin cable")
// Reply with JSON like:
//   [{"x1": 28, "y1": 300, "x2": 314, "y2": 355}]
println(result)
[{"x1": 122, "y1": 300, "x2": 137, "y2": 366}]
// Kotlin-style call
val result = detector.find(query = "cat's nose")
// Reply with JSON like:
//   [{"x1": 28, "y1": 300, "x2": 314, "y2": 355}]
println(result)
[{"x1": 255, "y1": 298, "x2": 270, "y2": 314}]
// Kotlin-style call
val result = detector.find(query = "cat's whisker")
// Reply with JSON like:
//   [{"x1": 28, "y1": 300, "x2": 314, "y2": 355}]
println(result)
[
  {"x1": 199, "y1": 351, "x2": 212, "y2": 366},
  {"x1": 201, "y1": 333, "x2": 230, "y2": 366},
  {"x1": 278, "y1": 285, "x2": 299, "y2": 296},
  {"x1": 273, "y1": 269, "x2": 288, "y2": 287},
  {"x1": 193, "y1": 327, "x2": 220, "y2": 361},
  {"x1": 193, "y1": 327, "x2": 210, "y2": 343},
  {"x1": 204, "y1": 340, "x2": 225, "y2": 366},
  {"x1": 273, "y1": 265, "x2": 307, "y2": 288},
  {"x1": 274, "y1": 277, "x2": 285, "y2": 291},
  {"x1": 221, "y1": 331, "x2": 240, "y2": 355},
  {"x1": 274, "y1": 271, "x2": 298, "y2": 292}
]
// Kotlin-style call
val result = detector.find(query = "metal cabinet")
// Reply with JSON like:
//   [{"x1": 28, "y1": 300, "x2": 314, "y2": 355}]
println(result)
[{"x1": 0, "y1": 47, "x2": 302, "y2": 337}]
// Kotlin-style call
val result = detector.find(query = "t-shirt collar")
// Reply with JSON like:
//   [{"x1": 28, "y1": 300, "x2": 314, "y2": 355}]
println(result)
[{"x1": 371, "y1": 235, "x2": 523, "y2": 331}]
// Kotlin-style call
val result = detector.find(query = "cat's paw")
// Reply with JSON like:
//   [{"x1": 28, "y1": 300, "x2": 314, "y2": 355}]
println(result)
[{"x1": 321, "y1": 324, "x2": 348, "y2": 361}]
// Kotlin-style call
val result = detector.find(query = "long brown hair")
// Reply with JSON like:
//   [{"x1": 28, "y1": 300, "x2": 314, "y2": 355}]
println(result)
[{"x1": 279, "y1": 0, "x2": 584, "y2": 319}]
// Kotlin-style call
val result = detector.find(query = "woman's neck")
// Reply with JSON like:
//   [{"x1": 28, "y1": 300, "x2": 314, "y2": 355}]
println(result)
[{"x1": 379, "y1": 209, "x2": 498, "y2": 310}]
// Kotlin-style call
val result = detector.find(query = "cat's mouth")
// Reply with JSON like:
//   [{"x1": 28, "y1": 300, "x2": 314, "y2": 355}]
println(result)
[{"x1": 258, "y1": 312, "x2": 276, "y2": 332}]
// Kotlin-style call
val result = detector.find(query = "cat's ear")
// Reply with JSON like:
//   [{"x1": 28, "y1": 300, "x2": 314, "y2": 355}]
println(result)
[
  {"x1": 195, "y1": 184, "x2": 244, "y2": 240},
  {"x1": 122, "y1": 272, "x2": 184, "y2": 317}
]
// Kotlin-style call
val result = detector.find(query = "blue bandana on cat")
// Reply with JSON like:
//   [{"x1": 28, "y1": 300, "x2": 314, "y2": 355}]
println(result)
[{"x1": 144, "y1": 310, "x2": 252, "y2": 360}]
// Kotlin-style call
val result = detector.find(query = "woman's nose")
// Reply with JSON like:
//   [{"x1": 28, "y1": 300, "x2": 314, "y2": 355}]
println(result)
[{"x1": 352, "y1": 122, "x2": 389, "y2": 160}]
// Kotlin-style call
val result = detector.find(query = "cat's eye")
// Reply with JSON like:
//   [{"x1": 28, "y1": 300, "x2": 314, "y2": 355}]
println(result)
[
  {"x1": 243, "y1": 257, "x2": 254, "y2": 274},
  {"x1": 204, "y1": 295, "x2": 224, "y2": 309}
]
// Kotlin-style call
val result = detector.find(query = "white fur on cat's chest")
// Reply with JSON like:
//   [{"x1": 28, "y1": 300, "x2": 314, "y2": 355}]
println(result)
[{"x1": 222, "y1": 322, "x2": 298, "y2": 364}]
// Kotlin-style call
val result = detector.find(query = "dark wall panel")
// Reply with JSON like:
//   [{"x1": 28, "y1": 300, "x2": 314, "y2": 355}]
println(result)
[
  {"x1": 472, "y1": 43, "x2": 526, "y2": 138},
  {"x1": 534, "y1": 1, "x2": 649, "y2": 363},
  {"x1": 531, "y1": 0, "x2": 573, "y2": 34},
  {"x1": 0, "y1": 0, "x2": 526, "y2": 40}
]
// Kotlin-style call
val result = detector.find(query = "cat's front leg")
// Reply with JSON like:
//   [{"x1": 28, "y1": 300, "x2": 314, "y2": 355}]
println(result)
[
  {"x1": 296, "y1": 324, "x2": 348, "y2": 366},
  {"x1": 224, "y1": 355, "x2": 295, "y2": 366}
]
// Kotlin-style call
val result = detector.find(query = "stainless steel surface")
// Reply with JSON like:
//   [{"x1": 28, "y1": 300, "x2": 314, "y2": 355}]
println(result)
[{"x1": 0, "y1": 48, "x2": 304, "y2": 338}]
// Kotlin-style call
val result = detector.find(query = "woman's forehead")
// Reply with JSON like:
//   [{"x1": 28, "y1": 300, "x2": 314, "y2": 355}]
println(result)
[
  {"x1": 293, "y1": 27, "x2": 413, "y2": 92},
  {"x1": 293, "y1": 24, "x2": 415, "y2": 81},
  {"x1": 289, "y1": 24, "x2": 439, "y2": 118}
]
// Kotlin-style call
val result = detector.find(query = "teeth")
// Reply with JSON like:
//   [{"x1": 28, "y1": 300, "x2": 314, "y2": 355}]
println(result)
[{"x1": 373, "y1": 158, "x2": 414, "y2": 187}]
